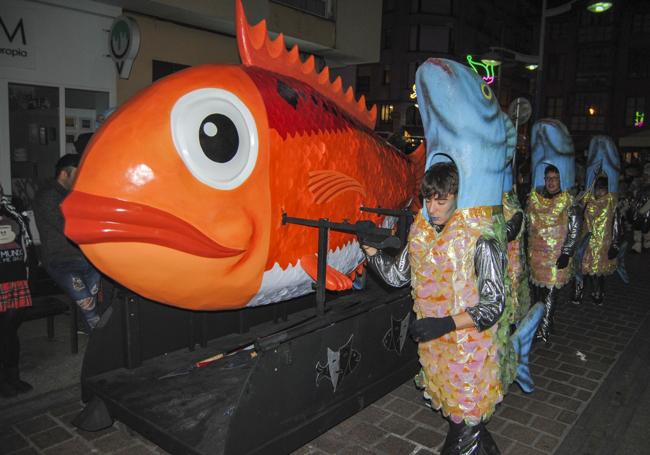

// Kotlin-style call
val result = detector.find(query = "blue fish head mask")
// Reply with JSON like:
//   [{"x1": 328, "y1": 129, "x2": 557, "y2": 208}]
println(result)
[
  {"x1": 586, "y1": 135, "x2": 620, "y2": 193},
  {"x1": 416, "y1": 58, "x2": 514, "y2": 210},
  {"x1": 531, "y1": 118, "x2": 575, "y2": 191}
]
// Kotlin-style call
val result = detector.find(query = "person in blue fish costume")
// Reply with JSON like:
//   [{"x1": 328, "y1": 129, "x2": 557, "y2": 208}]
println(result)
[
  {"x1": 526, "y1": 119, "x2": 582, "y2": 342},
  {"x1": 360, "y1": 58, "x2": 543, "y2": 455},
  {"x1": 571, "y1": 135, "x2": 623, "y2": 306}
]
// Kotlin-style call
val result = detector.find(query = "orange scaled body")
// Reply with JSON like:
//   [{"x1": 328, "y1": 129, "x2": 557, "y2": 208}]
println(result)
[{"x1": 62, "y1": 1, "x2": 422, "y2": 310}]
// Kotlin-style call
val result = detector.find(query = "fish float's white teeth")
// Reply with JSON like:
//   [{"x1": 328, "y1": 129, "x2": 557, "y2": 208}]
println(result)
[{"x1": 246, "y1": 239, "x2": 364, "y2": 307}]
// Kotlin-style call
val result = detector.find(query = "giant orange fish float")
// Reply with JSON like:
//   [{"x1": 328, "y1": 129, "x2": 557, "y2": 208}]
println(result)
[{"x1": 62, "y1": 0, "x2": 424, "y2": 310}]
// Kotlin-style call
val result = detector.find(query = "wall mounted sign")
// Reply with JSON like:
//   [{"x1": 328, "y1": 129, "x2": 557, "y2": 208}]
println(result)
[
  {"x1": 108, "y1": 15, "x2": 140, "y2": 79},
  {"x1": 0, "y1": 3, "x2": 35, "y2": 69}
]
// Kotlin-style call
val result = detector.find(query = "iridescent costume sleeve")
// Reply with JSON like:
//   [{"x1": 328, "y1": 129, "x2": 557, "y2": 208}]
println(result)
[
  {"x1": 466, "y1": 237, "x2": 507, "y2": 332},
  {"x1": 364, "y1": 246, "x2": 410, "y2": 288},
  {"x1": 561, "y1": 202, "x2": 582, "y2": 256}
]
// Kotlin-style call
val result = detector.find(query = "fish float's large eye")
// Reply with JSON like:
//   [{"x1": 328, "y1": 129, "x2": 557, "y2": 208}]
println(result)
[
  {"x1": 480, "y1": 83, "x2": 493, "y2": 100},
  {"x1": 171, "y1": 88, "x2": 258, "y2": 190}
]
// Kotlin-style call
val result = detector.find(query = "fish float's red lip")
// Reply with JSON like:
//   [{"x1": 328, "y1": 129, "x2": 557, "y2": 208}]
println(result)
[{"x1": 62, "y1": 191, "x2": 245, "y2": 259}]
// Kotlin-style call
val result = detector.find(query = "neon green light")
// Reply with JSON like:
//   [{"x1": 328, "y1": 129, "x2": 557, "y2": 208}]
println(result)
[
  {"x1": 466, "y1": 55, "x2": 495, "y2": 85},
  {"x1": 635, "y1": 111, "x2": 645, "y2": 128}
]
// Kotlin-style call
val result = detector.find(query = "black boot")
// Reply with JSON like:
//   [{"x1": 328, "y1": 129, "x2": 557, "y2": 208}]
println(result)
[
  {"x1": 570, "y1": 278, "x2": 583, "y2": 305},
  {"x1": 535, "y1": 287, "x2": 558, "y2": 343},
  {"x1": 591, "y1": 276, "x2": 605, "y2": 306},
  {"x1": 0, "y1": 368, "x2": 18, "y2": 398},
  {"x1": 441, "y1": 420, "x2": 501, "y2": 455},
  {"x1": 5, "y1": 366, "x2": 32, "y2": 394}
]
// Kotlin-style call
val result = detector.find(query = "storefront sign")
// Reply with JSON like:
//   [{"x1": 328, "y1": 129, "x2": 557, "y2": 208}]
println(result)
[
  {"x1": 109, "y1": 15, "x2": 140, "y2": 79},
  {"x1": 0, "y1": 3, "x2": 35, "y2": 69}
]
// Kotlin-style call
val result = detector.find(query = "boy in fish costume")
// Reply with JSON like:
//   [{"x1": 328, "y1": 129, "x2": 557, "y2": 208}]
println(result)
[
  {"x1": 571, "y1": 136, "x2": 622, "y2": 305},
  {"x1": 362, "y1": 58, "x2": 542, "y2": 455},
  {"x1": 527, "y1": 119, "x2": 581, "y2": 342}
]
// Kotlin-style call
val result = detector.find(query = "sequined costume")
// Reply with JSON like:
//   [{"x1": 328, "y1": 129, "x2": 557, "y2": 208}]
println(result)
[
  {"x1": 412, "y1": 208, "x2": 515, "y2": 424},
  {"x1": 573, "y1": 193, "x2": 621, "y2": 305},
  {"x1": 582, "y1": 192, "x2": 619, "y2": 276},
  {"x1": 526, "y1": 189, "x2": 580, "y2": 341},
  {"x1": 527, "y1": 119, "x2": 579, "y2": 343},
  {"x1": 527, "y1": 190, "x2": 578, "y2": 288},
  {"x1": 572, "y1": 134, "x2": 623, "y2": 305},
  {"x1": 503, "y1": 191, "x2": 530, "y2": 323}
]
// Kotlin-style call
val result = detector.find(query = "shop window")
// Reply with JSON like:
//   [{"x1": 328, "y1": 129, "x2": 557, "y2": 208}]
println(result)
[
  {"x1": 8, "y1": 84, "x2": 59, "y2": 210},
  {"x1": 152, "y1": 60, "x2": 190, "y2": 82},
  {"x1": 8, "y1": 84, "x2": 109, "y2": 210},
  {"x1": 625, "y1": 96, "x2": 646, "y2": 127},
  {"x1": 65, "y1": 88, "x2": 109, "y2": 154}
]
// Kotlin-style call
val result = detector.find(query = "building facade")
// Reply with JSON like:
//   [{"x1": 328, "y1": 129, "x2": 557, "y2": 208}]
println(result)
[
  {"x1": 356, "y1": 0, "x2": 537, "y2": 146},
  {"x1": 543, "y1": 0, "x2": 650, "y2": 157}
]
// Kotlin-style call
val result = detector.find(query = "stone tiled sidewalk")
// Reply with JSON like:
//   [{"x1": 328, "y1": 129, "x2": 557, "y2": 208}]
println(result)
[
  {"x1": 1, "y1": 256, "x2": 647, "y2": 455},
  {"x1": 293, "y1": 255, "x2": 649, "y2": 455},
  {"x1": 0, "y1": 399, "x2": 167, "y2": 455}
]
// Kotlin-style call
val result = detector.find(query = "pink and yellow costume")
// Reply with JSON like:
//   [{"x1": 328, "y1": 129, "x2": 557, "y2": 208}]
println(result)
[{"x1": 409, "y1": 208, "x2": 516, "y2": 425}]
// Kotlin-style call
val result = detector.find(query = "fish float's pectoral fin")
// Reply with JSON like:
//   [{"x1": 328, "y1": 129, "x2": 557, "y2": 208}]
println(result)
[
  {"x1": 300, "y1": 254, "x2": 353, "y2": 291},
  {"x1": 350, "y1": 263, "x2": 367, "y2": 290}
]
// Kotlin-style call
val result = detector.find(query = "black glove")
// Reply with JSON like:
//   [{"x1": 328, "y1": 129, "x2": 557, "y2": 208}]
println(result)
[
  {"x1": 607, "y1": 246, "x2": 619, "y2": 260},
  {"x1": 409, "y1": 316, "x2": 456, "y2": 342},
  {"x1": 556, "y1": 253, "x2": 570, "y2": 269}
]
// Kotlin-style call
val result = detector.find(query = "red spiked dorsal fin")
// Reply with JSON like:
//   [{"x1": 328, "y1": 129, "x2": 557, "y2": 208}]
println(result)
[{"x1": 235, "y1": 0, "x2": 377, "y2": 129}]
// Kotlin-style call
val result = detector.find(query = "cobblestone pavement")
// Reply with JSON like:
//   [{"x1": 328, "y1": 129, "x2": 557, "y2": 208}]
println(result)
[{"x1": 1, "y1": 255, "x2": 647, "y2": 455}]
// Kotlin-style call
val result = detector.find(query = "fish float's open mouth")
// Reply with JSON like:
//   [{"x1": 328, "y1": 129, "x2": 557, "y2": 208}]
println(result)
[{"x1": 62, "y1": 191, "x2": 245, "y2": 259}]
